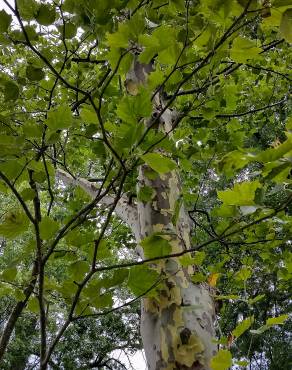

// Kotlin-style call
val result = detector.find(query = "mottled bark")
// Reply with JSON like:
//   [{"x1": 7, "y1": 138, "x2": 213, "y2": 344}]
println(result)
[
  {"x1": 126, "y1": 58, "x2": 217, "y2": 369},
  {"x1": 137, "y1": 164, "x2": 216, "y2": 370}
]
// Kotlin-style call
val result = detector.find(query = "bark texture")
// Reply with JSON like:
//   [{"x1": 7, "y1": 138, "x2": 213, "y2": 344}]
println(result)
[
  {"x1": 127, "y1": 58, "x2": 217, "y2": 369},
  {"x1": 137, "y1": 165, "x2": 216, "y2": 370}
]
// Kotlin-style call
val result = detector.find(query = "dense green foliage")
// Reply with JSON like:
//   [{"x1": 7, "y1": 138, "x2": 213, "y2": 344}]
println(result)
[{"x1": 0, "y1": 0, "x2": 291, "y2": 369}]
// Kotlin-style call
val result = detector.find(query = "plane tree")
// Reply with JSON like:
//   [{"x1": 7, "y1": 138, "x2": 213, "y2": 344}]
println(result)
[{"x1": 0, "y1": 0, "x2": 291, "y2": 369}]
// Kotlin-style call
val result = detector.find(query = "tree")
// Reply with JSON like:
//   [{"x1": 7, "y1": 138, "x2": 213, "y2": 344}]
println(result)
[{"x1": 0, "y1": 0, "x2": 291, "y2": 369}]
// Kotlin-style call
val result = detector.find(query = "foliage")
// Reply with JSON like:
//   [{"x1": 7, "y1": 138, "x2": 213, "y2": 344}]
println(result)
[{"x1": 0, "y1": 0, "x2": 291, "y2": 369}]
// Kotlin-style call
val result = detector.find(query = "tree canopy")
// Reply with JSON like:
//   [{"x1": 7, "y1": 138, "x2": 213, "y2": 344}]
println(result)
[{"x1": 0, "y1": 0, "x2": 291, "y2": 369}]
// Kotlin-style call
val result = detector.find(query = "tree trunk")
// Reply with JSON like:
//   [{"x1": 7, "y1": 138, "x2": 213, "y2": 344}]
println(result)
[
  {"x1": 125, "y1": 59, "x2": 217, "y2": 369},
  {"x1": 137, "y1": 164, "x2": 217, "y2": 370}
]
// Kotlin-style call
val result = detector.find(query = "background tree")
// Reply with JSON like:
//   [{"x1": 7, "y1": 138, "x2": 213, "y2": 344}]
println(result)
[{"x1": 0, "y1": 0, "x2": 291, "y2": 369}]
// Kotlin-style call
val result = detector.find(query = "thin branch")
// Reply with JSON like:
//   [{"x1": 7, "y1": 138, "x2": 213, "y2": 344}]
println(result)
[
  {"x1": 73, "y1": 275, "x2": 163, "y2": 320},
  {"x1": 71, "y1": 57, "x2": 106, "y2": 64},
  {"x1": 43, "y1": 163, "x2": 122, "y2": 263},
  {"x1": 41, "y1": 153, "x2": 54, "y2": 216},
  {"x1": 42, "y1": 171, "x2": 129, "y2": 366},
  {"x1": 216, "y1": 97, "x2": 287, "y2": 118},
  {"x1": 135, "y1": 3, "x2": 255, "y2": 149},
  {"x1": 0, "y1": 261, "x2": 38, "y2": 360},
  {"x1": 84, "y1": 193, "x2": 292, "y2": 275},
  {"x1": 28, "y1": 170, "x2": 47, "y2": 366},
  {"x1": 0, "y1": 170, "x2": 35, "y2": 224}
]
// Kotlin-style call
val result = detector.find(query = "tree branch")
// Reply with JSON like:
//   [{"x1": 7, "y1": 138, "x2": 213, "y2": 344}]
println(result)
[{"x1": 56, "y1": 169, "x2": 140, "y2": 240}]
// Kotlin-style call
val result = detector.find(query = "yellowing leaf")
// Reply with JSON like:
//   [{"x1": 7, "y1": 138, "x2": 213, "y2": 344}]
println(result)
[
  {"x1": 210, "y1": 349, "x2": 232, "y2": 370},
  {"x1": 208, "y1": 272, "x2": 220, "y2": 287}
]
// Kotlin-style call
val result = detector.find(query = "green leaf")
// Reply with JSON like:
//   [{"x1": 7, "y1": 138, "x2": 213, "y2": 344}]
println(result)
[
  {"x1": 141, "y1": 153, "x2": 176, "y2": 174},
  {"x1": 148, "y1": 68, "x2": 165, "y2": 90},
  {"x1": 107, "y1": 23, "x2": 130, "y2": 48},
  {"x1": 0, "y1": 211, "x2": 29, "y2": 238},
  {"x1": 172, "y1": 197, "x2": 182, "y2": 226},
  {"x1": 210, "y1": 349, "x2": 232, "y2": 370},
  {"x1": 102, "y1": 269, "x2": 129, "y2": 288},
  {"x1": 137, "y1": 186, "x2": 155, "y2": 202},
  {"x1": 256, "y1": 137, "x2": 292, "y2": 162},
  {"x1": 45, "y1": 105, "x2": 73, "y2": 131},
  {"x1": 91, "y1": 292, "x2": 113, "y2": 309},
  {"x1": 180, "y1": 251, "x2": 206, "y2": 267},
  {"x1": 1, "y1": 267, "x2": 17, "y2": 281},
  {"x1": 4, "y1": 81, "x2": 19, "y2": 101},
  {"x1": 13, "y1": 289, "x2": 26, "y2": 301},
  {"x1": 193, "y1": 251, "x2": 206, "y2": 265},
  {"x1": 251, "y1": 314, "x2": 289, "y2": 335},
  {"x1": 230, "y1": 37, "x2": 261, "y2": 63},
  {"x1": 232, "y1": 316, "x2": 254, "y2": 338},
  {"x1": 80, "y1": 108, "x2": 98, "y2": 124},
  {"x1": 140, "y1": 233, "x2": 172, "y2": 258},
  {"x1": 35, "y1": 4, "x2": 56, "y2": 25},
  {"x1": 27, "y1": 296, "x2": 39, "y2": 313},
  {"x1": 235, "y1": 360, "x2": 249, "y2": 367},
  {"x1": 273, "y1": 0, "x2": 292, "y2": 7},
  {"x1": 17, "y1": 0, "x2": 39, "y2": 20},
  {"x1": 215, "y1": 295, "x2": 240, "y2": 300},
  {"x1": 236, "y1": 266, "x2": 252, "y2": 281},
  {"x1": 218, "y1": 180, "x2": 261, "y2": 206},
  {"x1": 250, "y1": 324, "x2": 269, "y2": 334},
  {"x1": 280, "y1": 9, "x2": 292, "y2": 42},
  {"x1": 116, "y1": 89, "x2": 152, "y2": 124},
  {"x1": 266, "y1": 314, "x2": 289, "y2": 325},
  {"x1": 58, "y1": 21, "x2": 77, "y2": 39},
  {"x1": 248, "y1": 294, "x2": 265, "y2": 305},
  {"x1": 127, "y1": 265, "x2": 159, "y2": 297},
  {"x1": 57, "y1": 280, "x2": 77, "y2": 298},
  {"x1": 0, "y1": 10, "x2": 12, "y2": 32},
  {"x1": 191, "y1": 272, "x2": 206, "y2": 283},
  {"x1": 95, "y1": 240, "x2": 112, "y2": 260},
  {"x1": 26, "y1": 65, "x2": 45, "y2": 81},
  {"x1": 39, "y1": 216, "x2": 59, "y2": 240},
  {"x1": 20, "y1": 188, "x2": 36, "y2": 201},
  {"x1": 68, "y1": 260, "x2": 90, "y2": 281}
]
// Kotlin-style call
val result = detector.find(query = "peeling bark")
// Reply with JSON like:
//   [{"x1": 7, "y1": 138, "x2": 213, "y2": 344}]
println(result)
[
  {"x1": 137, "y1": 165, "x2": 216, "y2": 370},
  {"x1": 127, "y1": 58, "x2": 217, "y2": 369}
]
